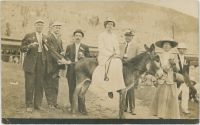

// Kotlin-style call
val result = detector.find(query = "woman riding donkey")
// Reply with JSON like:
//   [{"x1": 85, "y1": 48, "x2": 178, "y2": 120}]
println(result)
[
  {"x1": 96, "y1": 17, "x2": 126, "y2": 99},
  {"x1": 61, "y1": 18, "x2": 159, "y2": 118}
]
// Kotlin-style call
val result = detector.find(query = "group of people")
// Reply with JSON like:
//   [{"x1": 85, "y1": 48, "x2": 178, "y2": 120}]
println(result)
[
  {"x1": 21, "y1": 17, "x2": 196, "y2": 119},
  {"x1": 21, "y1": 19, "x2": 89, "y2": 113}
]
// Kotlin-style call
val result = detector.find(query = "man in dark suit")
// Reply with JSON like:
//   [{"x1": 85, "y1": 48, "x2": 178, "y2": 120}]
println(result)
[
  {"x1": 21, "y1": 19, "x2": 47, "y2": 112},
  {"x1": 44, "y1": 22, "x2": 66, "y2": 109},
  {"x1": 65, "y1": 29, "x2": 89, "y2": 114}
]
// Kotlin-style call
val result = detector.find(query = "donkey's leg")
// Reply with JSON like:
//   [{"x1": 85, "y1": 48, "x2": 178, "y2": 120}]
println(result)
[
  {"x1": 78, "y1": 79, "x2": 91, "y2": 114},
  {"x1": 118, "y1": 89, "x2": 126, "y2": 119},
  {"x1": 71, "y1": 84, "x2": 82, "y2": 114},
  {"x1": 119, "y1": 93, "x2": 123, "y2": 118}
]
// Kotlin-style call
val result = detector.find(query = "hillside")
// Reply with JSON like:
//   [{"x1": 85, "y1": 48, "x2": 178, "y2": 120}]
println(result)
[{"x1": 1, "y1": 1, "x2": 198, "y2": 54}]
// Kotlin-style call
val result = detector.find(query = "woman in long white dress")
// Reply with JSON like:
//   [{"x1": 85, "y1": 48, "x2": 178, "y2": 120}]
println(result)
[
  {"x1": 150, "y1": 39, "x2": 180, "y2": 119},
  {"x1": 92, "y1": 18, "x2": 126, "y2": 98}
]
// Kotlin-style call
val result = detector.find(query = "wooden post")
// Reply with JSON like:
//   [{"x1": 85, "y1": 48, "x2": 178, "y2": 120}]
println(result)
[{"x1": 172, "y1": 23, "x2": 175, "y2": 39}]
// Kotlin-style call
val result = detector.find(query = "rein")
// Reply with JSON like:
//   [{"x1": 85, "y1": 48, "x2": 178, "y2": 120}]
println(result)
[
  {"x1": 125, "y1": 54, "x2": 149, "y2": 91},
  {"x1": 125, "y1": 53, "x2": 159, "y2": 91},
  {"x1": 104, "y1": 54, "x2": 121, "y2": 81}
]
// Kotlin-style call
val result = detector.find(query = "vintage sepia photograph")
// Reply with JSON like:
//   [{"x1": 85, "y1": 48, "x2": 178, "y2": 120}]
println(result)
[{"x1": 1, "y1": 0, "x2": 199, "y2": 124}]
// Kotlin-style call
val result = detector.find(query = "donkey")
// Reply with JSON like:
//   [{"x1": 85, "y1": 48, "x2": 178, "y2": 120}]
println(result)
[{"x1": 71, "y1": 44, "x2": 158, "y2": 118}]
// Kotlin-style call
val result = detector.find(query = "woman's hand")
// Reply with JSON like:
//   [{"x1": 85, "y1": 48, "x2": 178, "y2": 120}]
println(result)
[
  {"x1": 169, "y1": 58, "x2": 176, "y2": 65},
  {"x1": 113, "y1": 54, "x2": 121, "y2": 59}
]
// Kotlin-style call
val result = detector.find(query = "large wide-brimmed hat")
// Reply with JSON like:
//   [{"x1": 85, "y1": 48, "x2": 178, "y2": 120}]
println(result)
[
  {"x1": 104, "y1": 17, "x2": 116, "y2": 27},
  {"x1": 155, "y1": 39, "x2": 178, "y2": 48},
  {"x1": 73, "y1": 29, "x2": 84, "y2": 37},
  {"x1": 177, "y1": 42, "x2": 187, "y2": 49}
]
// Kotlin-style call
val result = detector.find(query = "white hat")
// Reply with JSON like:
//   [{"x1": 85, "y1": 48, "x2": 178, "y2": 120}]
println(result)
[
  {"x1": 105, "y1": 17, "x2": 116, "y2": 23},
  {"x1": 177, "y1": 42, "x2": 187, "y2": 49},
  {"x1": 104, "y1": 17, "x2": 116, "y2": 27},
  {"x1": 35, "y1": 19, "x2": 44, "y2": 24},
  {"x1": 52, "y1": 21, "x2": 63, "y2": 27}
]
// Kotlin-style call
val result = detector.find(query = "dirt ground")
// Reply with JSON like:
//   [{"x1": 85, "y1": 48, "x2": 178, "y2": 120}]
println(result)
[{"x1": 2, "y1": 62, "x2": 199, "y2": 119}]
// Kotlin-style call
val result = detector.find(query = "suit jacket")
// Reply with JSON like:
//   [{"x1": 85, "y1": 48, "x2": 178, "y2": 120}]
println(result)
[
  {"x1": 64, "y1": 43, "x2": 90, "y2": 78},
  {"x1": 21, "y1": 32, "x2": 47, "y2": 73},
  {"x1": 176, "y1": 54, "x2": 190, "y2": 74},
  {"x1": 176, "y1": 54, "x2": 191, "y2": 87},
  {"x1": 46, "y1": 33, "x2": 65, "y2": 74},
  {"x1": 119, "y1": 41, "x2": 139, "y2": 59}
]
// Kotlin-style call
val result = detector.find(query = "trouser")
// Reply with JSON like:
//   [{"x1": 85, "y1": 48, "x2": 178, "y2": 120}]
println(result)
[
  {"x1": 178, "y1": 83, "x2": 189, "y2": 112},
  {"x1": 67, "y1": 65, "x2": 83, "y2": 111},
  {"x1": 125, "y1": 87, "x2": 135, "y2": 111},
  {"x1": 25, "y1": 53, "x2": 45, "y2": 108},
  {"x1": 44, "y1": 71, "x2": 59, "y2": 106},
  {"x1": 67, "y1": 69, "x2": 76, "y2": 106}
]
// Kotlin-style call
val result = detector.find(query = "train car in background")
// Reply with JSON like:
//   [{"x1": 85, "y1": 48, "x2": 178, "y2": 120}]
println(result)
[{"x1": 1, "y1": 37, "x2": 22, "y2": 64}]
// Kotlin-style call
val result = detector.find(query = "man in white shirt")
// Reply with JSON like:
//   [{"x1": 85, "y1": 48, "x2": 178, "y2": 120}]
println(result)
[
  {"x1": 176, "y1": 42, "x2": 191, "y2": 114},
  {"x1": 120, "y1": 29, "x2": 139, "y2": 115},
  {"x1": 64, "y1": 29, "x2": 89, "y2": 114},
  {"x1": 21, "y1": 19, "x2": 47, "y2": 112},
  {"x1": 44, "y1": 22, "x2": 66, "y2": 109}
]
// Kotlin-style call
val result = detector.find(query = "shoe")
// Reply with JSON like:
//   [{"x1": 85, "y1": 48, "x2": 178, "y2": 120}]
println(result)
[
  {"x1": 130, "y1": 109, "x2": 136, "y2": 115},
  {"x1": 34, "y1": 106, "x2": 44, "y2": 111},
  {"x1": 183, "y1": 111, "x2": 191, "y2": 114},
  {"x1": 81, "y1": 111, "x2": 88, "y2": 115},
  {"x1": 54, "y1": 104, "x2": 61, "y2": 109},
  {"x1": 26, "y1": 107, "x2": 33, "y2": 113},
  {"x1": 48, "y1": 105, "x2": 56, "y2": 109},
  {"x1": 108, "y1": 92, "x2": 113, "y2": 99}
]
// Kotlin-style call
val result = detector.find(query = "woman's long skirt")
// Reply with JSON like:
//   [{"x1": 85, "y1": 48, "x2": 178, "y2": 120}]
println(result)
[
  {"x1": 92, "y1": 57, "x2": 126, "y2": 93},
  {"x1": 150, "y1": 83, "x2": 180, "y2": 119}
]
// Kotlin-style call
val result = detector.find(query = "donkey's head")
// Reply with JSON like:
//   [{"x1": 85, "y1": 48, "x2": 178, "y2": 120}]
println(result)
[{"x1": 144, "y1": 44, "x2": 161, "y2": 75}]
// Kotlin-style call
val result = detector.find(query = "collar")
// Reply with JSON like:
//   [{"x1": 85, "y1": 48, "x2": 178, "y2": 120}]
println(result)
[
  {"x1": 52, "y1": 32, "x2": 58, "y2": 39},
  {"x1": 178, "y1": 54, "x2": 185, "y2": 57},
  {"x1": 36, "y1": 32, "x2": 42, "y2": 36},
  {"x1": 75, "y1": 42, "x2": 81, "y2": 46},
  {"x1": 125, "y1": 41, "x2": 132, "y2": 46}
]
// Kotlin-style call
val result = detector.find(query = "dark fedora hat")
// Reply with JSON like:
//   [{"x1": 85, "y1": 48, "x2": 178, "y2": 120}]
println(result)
[
  {"x1": 124, "y1": 29, "x2": 134, "y2": 36},
  {"x1": 73, "y1": 29, "x2": 84, "y2": 37},
  {"x1": 155, "y1": 39, "x2": 178, "y2": 48}
]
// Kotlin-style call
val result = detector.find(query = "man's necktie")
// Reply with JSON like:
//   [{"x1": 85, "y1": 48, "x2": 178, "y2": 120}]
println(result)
[
  {"x1": 38, "y1": 34, "x2": 43, "y2": 52},
  {"x1": 124, "y1": 43, "x2": 129, "y2": 54}
]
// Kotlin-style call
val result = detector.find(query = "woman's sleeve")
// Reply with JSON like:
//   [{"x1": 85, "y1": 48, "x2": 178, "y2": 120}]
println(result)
[
  {"x1": 174, "y1": 54, "x2": 180, "y2": 71},
  {"x1": 98, "y1": 34, "x2": 112, "y2": 56},
  {"x1": 114, "y1": 36, "x2": 120, "y2": 55}
]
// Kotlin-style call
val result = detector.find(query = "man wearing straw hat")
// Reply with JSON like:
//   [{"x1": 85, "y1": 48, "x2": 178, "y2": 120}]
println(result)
[
  {"x1": 21, "y1": 19, "x2": 47, "y2": 112},
  {"x1": 44, "y1": 21, "x2": 66, "y2": 109},
  {"x1": 120, "y1": 29, "x2": 139, "y2": 115},
  {"x1": 176, "y1": 42, "x2": 192, "y2": 114}
]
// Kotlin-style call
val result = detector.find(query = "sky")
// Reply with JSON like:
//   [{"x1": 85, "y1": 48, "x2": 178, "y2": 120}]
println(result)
[{"x1": 132, "y1": 0, "x2": 198, "y2": 18}]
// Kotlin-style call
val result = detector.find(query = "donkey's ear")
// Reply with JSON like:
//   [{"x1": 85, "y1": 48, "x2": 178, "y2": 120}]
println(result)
[
  {"x1": 144, "y1": 44, "x2": 149, "y2": 51},
  {"x1": 150, "y1": 44, "x2": 155, "y2": 51}
]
